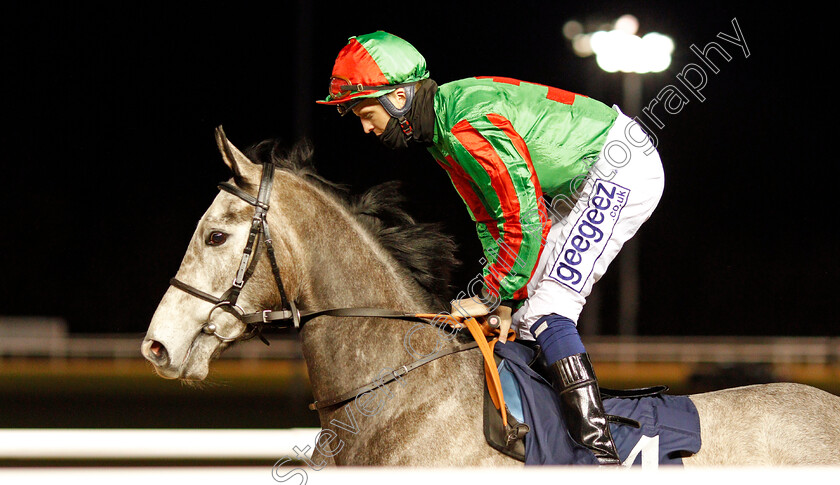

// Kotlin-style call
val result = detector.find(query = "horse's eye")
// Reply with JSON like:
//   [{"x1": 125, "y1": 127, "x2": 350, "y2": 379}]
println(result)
[{"x1": 206, "y1": 231, "x2": 228, "y2": 246}]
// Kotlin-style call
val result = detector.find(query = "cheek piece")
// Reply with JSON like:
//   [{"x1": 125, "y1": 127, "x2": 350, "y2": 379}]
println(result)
[{"x1": 377, "y1": 84, "x2": 416, "y2": 137}]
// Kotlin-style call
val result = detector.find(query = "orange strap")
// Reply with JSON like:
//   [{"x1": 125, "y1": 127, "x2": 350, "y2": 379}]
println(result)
[{"x1": 416, "y1": 313, "x2": 515, "y2": 427}]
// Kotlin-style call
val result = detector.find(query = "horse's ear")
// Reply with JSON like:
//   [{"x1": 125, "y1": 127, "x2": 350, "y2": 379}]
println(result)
[{"x1": 215, "y1": 126, "x2": 256, "y2": 182}]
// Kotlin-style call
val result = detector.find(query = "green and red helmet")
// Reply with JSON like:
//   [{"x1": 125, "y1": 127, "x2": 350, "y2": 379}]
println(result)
[{"x1": 316, "y1": 31, "x2": 429, "y2": 114}]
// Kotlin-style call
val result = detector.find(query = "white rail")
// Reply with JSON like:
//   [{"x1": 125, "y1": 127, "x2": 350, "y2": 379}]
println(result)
[
  {"x1": 2, "y1": 334, "x2": 839, "y2": 364},
  {"x1": 0, "y1": 428, "x2": 320, "y2": 459},
  {"x1": 2, "y1": 427, "x2": 839, "y2": 483},
  {"x1": 1, "y1": 465, "x2": 840, "y2": 484}
]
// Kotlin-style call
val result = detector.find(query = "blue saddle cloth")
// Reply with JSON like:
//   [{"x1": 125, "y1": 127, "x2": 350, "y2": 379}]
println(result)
[{"x1": 494, "y1": 341, "x2": 702, "y2": 466}]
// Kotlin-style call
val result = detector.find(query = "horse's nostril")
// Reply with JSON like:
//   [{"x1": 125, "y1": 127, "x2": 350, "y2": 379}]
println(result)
[
  {"x1": 145, "y1": 339, "x2": 169, "y2": 366},
  {"x1": 150, "y1": 340, "x2": 163, "y2": 357}
]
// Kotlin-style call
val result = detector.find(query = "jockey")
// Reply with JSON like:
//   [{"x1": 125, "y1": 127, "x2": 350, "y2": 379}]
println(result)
[{"x1": 317, "y1": 31, "x2": 664, "y2": 465}]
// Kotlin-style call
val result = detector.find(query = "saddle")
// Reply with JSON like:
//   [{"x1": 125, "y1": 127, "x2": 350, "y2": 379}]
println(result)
[{"x1": 482, "y1": 340, "x2": 668, "y2": 462}]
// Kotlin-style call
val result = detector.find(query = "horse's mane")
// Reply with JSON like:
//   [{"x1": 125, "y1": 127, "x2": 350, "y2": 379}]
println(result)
[{"x1": 243, "y1": 139, "x2": 460, "y2": 307}]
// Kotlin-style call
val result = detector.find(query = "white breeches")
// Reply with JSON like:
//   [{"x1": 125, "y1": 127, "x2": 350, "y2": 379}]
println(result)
[{"x1": 512, "y1": 107, "x2": 665, "y2": 340}]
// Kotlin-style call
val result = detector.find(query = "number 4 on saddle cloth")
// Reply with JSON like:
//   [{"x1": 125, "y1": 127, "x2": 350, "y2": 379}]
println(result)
[{"x1": 485, "y1": 341, "x2": 702, "y2": 467}]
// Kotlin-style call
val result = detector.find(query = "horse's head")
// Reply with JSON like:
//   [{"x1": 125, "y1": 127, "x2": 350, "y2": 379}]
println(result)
[
  {"x1": 142, "y1": 127, "x2": 296, "y2": 380},
  {"x1": 142, "y1": 127, "x2": 460, "y2": 382}
]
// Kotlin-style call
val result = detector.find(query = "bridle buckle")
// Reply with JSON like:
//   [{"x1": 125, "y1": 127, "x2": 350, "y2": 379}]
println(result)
[{"x1": 392, "y1": 365, "x2": 409, "y2": 379}]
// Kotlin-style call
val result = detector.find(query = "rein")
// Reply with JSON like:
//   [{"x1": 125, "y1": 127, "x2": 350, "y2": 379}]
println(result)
[
  {"x1": 168, "y1": 158, "x2": 511, "y2": 425},
  {"x1": 308, "y1": 340, "x2": 480, "y2": 411}
]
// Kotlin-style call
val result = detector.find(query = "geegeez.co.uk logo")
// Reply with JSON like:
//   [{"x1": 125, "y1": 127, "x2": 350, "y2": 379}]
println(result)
[{"x1": 550, "y1": 179, "x2": 629, "y2": 293}]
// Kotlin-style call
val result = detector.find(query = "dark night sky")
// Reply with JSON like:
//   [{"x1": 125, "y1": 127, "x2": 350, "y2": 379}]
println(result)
[{"x1": 1, "y1": 2, "x2": 836, "y2": 336}]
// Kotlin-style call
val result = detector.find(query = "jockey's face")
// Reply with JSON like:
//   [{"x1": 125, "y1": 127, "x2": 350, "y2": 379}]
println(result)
[{"x1": 351, "y1": 89, "x2": 406, "y2": 136}]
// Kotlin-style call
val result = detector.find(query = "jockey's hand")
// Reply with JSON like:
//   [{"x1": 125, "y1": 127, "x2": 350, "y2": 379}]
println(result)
[
  {"x1": 451, "y1": 295, "x2": 490, "y2": 319},
  {"x1": 450, "y1": 297, "x2": 514, "y2": 344},
  {"x1": 494, "y1": 305, "x2": 513, "y2": 344}
]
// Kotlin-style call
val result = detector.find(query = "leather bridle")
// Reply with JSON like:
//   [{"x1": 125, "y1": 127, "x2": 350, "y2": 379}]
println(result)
[
  {"x1": 168, "y1": 160, "x2": 433, "y2": 345},
  {"x1": 164, "y1": 157, "x2": 522, "y2": 416},
  {"x1": 169, "y1": 161, "x2": 300, "y2": 344}
]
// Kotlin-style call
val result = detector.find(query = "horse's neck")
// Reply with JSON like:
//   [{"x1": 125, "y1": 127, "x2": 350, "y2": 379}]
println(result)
[
  {"x1": 274, "y1": 174, "x2": 438, "y2": 415},
  {"x1": 275, "y1": 176, "x2": 425, "y2": 312}
]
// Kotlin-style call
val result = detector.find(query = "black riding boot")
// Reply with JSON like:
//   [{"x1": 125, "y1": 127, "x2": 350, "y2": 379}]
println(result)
[{"x1": 548, "y1": 353, "x2": 621, "y2": 465}]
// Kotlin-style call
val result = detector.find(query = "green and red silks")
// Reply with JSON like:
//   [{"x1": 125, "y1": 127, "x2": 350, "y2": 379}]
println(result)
[
  {"x1": 428, "y1": 76, "x2": 618, "y2": 300},
  {"x1": 317, "y1": 31, "x2": 429, "y2": 106}
]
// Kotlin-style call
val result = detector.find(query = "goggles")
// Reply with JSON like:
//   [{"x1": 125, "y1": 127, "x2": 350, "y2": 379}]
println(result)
[
  {"x1": 328, "y1": 76, "x2": 417, "y2": 115},
  {"x1": 336, "y1": 101, "x2": 361, "y2": 117},
  {"x1": 328, "y1": 76, "x2": 361, "y2": 101}
]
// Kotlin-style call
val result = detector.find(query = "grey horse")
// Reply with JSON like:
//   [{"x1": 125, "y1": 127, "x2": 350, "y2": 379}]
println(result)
[{"x1": 142, "y1": 129, "x2": 840, "y2": 466}]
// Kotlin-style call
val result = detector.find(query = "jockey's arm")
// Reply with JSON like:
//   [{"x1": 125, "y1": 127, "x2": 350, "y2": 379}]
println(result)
[{"x1": 445, "y1": 114, "x2": 550, "y2": 321}]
